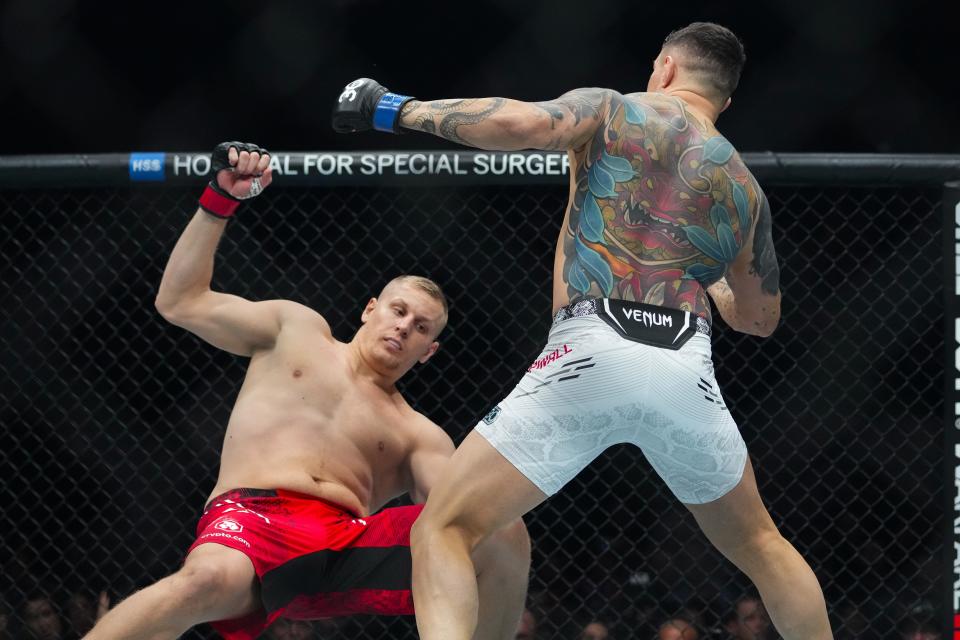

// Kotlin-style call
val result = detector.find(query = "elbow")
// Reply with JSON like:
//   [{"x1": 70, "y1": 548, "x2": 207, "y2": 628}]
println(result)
[
  {"x1": 154, "y1": 291, "x2": 194, "y2": 325},
  {"x1": 154, "y1": 296, "x2": 180, "y2": 323},
  {"x1": 155, "y1": 276, "x2": 177, "y2": 319},
  {"x1": 722, "y1": 304, "x2": 780, "y2": 337},
  {"x1": 728, "y1": 318, "x2": 777, "y2": 338},
  {"x1": 743, "y1": 306, "x2": 781, "y2": 338},
  {"x1": 155, "y1": 282, "x2": 207, "y2": 324},
  {"x1": 750, "y1": 320, "x2": 778, "y2": 338}
]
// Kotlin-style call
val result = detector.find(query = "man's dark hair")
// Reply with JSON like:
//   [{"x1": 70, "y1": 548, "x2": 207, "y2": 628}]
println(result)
[{"x1": 662, "y1": 22, "x2": 746, "y2": 101}]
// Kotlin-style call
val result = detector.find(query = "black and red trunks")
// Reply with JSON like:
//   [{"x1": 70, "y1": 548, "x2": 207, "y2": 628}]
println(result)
[{"x1": 187, "y1": 488, "x2": 422, "y2": 640}]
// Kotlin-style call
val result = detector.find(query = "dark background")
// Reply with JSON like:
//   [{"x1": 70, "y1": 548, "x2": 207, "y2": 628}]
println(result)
[
  {"x1": 0, "y1": 180, "x2": 947, "y2": 639},
  {"x1": 0, "y1": 1, "x2": 955, "y2": 639},
  {"x1": 0, "y1": 0, "x2": 955, "y2": 155}
]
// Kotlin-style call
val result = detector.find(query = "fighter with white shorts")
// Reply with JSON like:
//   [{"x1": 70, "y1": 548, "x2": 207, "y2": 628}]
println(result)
[
  {"x1": 333, "y1": 20, "x2": 832, "y2": 640},
  {"x1": 478, "y1": 298, "x2": 745, "y2": 504}
]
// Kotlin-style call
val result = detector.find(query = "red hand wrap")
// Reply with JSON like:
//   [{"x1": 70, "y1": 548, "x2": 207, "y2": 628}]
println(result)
[{"x1": 199, "y1": 185, "x2": 240, "y2": 218}]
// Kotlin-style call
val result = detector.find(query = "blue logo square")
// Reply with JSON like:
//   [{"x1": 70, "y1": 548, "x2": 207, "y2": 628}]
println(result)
[{"x1": 129, "y1": 153, "x2": 166, "y2": 182}]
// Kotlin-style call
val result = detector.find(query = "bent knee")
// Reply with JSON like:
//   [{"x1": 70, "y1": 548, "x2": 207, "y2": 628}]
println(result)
[
  {"x1": 410, "y1": 513, "x2": 443, "y2": 547},
  {"x1": 412, "y1": 510, "x2": 492, "y2": 551},
  {"x1": 472, "y1": 519, "x2": 531, "y2": 572},
  {"x1": 171, "y1": 560, "x2": 239, "y2": 610},
  {"x1": 177, "y1": 562, "x2": 226, "y2": 594},
  {"x1": 720, "y1": 527, "x2": 788, "y2": 561},
  {"x1": 491, "y1": 519, "x2": 530, "y2": 558}
]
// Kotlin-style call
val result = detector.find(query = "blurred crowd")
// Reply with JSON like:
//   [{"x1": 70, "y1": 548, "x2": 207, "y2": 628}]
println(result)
[
  {"x1": 515, "y1": 593, "x2": 942, "y2": 640},
  {"x1": 0, "y1": 588, "x2": 942, "y2": 640}
]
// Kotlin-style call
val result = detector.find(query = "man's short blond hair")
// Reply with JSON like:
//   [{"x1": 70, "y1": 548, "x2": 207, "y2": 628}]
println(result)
[{"x1": 381, "y1": 275, "x2": 449, "y2": 329}]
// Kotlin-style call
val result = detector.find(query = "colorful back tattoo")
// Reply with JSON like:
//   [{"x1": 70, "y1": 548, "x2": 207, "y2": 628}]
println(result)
[{"x1": 562, "y1": 92, "x2": 761, "y2": 321}]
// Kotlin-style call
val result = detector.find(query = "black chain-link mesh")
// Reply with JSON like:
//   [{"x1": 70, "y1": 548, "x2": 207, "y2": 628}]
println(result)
[{"x1": 0, "y1": 183, "x2": 944, "y2": 640}]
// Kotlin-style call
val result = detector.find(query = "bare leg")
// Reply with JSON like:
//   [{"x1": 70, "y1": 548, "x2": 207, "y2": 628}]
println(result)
[
  {"x1": 685, "y1": 458, "x2": 833, "y2": 640},
  {"x1": 471, "y1": 519, "x2": 531, "y2": 640},
  {"x1": 412, "y1": 431, "x2": 547, "y2": 640},
  {"x1": 83, "y1": 544, "x2": 259, "y2": 640}
]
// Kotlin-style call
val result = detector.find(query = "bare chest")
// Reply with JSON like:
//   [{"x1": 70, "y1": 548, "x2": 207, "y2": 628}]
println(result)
[{"x1": 248, "y1": 348, "x2": 413, "y2": 466}]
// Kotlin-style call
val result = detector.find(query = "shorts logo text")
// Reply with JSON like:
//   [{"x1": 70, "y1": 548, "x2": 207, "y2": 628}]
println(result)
[
  {"x1": 623, "y1": 308, "x2": 673, "y2": 328},
  {"x1": 200, "y1": 531, "x2": 250, "y2": 548},
  {"x1": 528, "y1": 345, "x2": 573, "y2": 371}
]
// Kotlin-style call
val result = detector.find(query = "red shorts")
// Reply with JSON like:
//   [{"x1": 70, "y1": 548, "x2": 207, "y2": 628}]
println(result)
[{"x1": 187, "y1": 488, "x2": 422, "y2": 640}]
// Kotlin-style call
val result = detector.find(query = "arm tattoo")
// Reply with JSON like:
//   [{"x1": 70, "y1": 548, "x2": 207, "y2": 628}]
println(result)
[
  {"x1": 429, "y1": 99, "x2": 468, "y2": 111},
  {"x1": 401, "y1": 98, "x2": 507, "y2": 145},
  {"x1": 750, "y1": 195, "x2": 780, "y2": 295},
  {"x1": 534, "y1": 89, "x2": 605, "y2": 129},
  {"x1": 537, "y1": 104, "x2": 565, "y2": 129},
  {"x1": 437, "y1": 98, "x2": 506, "y2": 145},
  {"x1": 410, "y1": 112, "x2": 436, "y2": 134}
]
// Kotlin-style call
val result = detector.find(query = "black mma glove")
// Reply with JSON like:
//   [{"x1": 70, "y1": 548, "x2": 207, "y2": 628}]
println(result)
[
  {"x1": 331, "y1": 78, "x2": 415, "y2": 134},
  {"x1": 199, "y1": 141, "x2": 269, "y2": 218}
]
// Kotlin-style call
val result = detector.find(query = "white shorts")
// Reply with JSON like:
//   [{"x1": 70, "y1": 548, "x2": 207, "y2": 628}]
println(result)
[{"x1": 474, "y1": 309, "x2": 747, "y2": 504}]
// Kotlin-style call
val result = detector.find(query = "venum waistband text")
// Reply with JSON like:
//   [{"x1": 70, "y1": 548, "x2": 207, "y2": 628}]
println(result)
[{"x1": 622, "y1": 307, "x2": 673, "y2": 328}]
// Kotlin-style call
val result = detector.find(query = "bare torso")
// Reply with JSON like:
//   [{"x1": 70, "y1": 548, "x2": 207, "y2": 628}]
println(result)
[
  {"x1": 553, "y1": 92, "x2": 764, "y2": 318},
  {"x1": 208, "y1": 316, "x2": 424, "y2": 517}
]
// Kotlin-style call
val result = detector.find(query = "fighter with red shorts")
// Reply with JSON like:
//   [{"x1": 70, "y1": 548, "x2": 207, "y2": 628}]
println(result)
[{"x1": 83, "y1": 143, "x2": 530, "y2": 640}]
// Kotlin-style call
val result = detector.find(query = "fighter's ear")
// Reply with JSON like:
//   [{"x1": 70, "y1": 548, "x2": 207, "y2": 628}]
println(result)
[
  {"x1": 661, "y1": 54, "x2": 678, "y2": 87},
  {"x1": 418, "y1": 341, "x2": 440, "y2": 364},
  {"x1": 361, "y1": 297, "x2": 377, "y2": 323}
]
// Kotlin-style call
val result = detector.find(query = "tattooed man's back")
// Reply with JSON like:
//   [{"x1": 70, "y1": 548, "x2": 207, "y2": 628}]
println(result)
[
  {"x1": 333, "y1": 20, "x2": 832, "y2": 640},
  {"x1": 554, "y1": 91, "x2": 778, "y2": 332}
]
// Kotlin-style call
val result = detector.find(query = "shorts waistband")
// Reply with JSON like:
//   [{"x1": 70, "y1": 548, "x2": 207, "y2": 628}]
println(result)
[
  {"x1": 206, "y1": 488, "x2": 277, "y2": 508},
  {"x1": 203, "y1": 488, "x2": 358, "y2": 516},
  {"x1": 553, "y1": 297, "x2": 711, "y2": 337}
]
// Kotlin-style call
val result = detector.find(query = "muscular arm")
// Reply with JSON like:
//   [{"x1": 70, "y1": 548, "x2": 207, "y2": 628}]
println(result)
[
  {"x1": 397, "y1": 88, "x2": 612, "y2": 151},
  {"x1": 407, "y1": 417, "x2": 456, "y2": 504},
  {"x1": 707, "y1": 192, "x2": 781, "y2": 337},
  {"x1": 155, "y1": 210, "x2": 325, "y2": 356}
]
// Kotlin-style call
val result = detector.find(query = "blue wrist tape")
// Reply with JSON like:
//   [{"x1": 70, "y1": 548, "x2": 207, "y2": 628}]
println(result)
[{"x1": 373, "y1": 92, "x2": 413, "y2": 133}]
